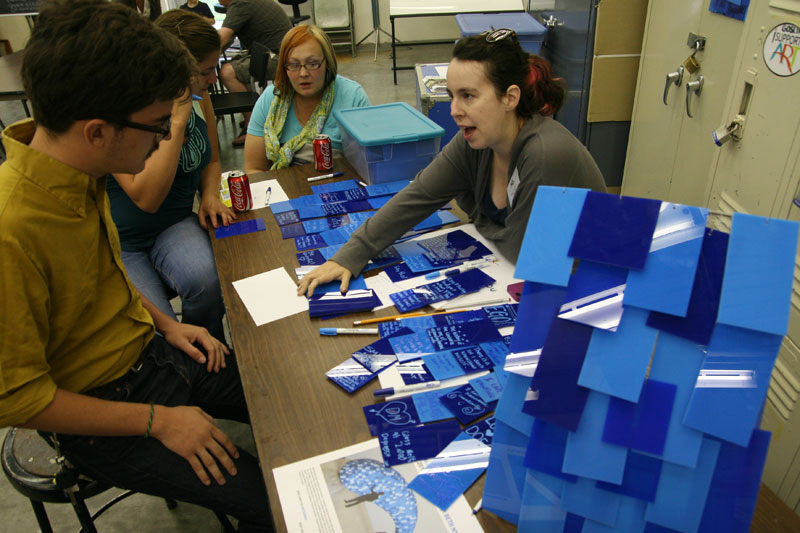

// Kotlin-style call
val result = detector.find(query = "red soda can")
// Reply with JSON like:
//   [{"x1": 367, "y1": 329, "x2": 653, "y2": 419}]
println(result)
[
  {"x1": 227, "y1": 170, "x2": 253, "y2": 213},
  {"x1": 313, "y1": 134, "x2": 333, "y2": 171}
]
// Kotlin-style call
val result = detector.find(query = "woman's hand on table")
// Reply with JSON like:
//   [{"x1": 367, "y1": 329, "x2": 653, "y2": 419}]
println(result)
[
  {"x1": 198, "y1": 195, "x2": 237, "y2": 230},
  {"x1": 297, "y1": 260, "x2": 352, "y2": 297}
]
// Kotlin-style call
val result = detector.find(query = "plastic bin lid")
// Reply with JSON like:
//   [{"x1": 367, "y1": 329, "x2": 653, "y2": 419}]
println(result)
[
  {"x1": 455, "y1": 13, "x2": 546, "y2": 37},
  {"x1": 334, "y1": 102, "x2": 445, "y2": 146}
]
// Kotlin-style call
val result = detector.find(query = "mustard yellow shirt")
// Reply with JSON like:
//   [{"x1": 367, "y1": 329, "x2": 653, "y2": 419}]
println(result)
[{"x1": 0, "y1": 119, "x2": 155, "y2": 427}]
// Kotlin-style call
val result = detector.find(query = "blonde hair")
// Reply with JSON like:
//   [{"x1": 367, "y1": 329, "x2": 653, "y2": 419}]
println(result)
[{"x1": 273, "y1": 24, "x2": 338, "y2": 96}]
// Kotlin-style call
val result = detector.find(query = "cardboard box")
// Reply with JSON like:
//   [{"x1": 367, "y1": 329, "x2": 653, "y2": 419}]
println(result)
[
  {"x1": 587, "y1": 55, "x2": 641, "y2": 122},
  {"x1": 594, "y1": 0, "x2": 649, "y2": 56}
]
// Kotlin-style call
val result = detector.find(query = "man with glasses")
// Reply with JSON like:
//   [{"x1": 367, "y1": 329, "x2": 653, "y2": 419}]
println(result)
[
  {"x1": 217, "y1": 0, "x2": 292, "y2": 146},
  {"x1": 0, "y1": 1, "x2": 271, "y2": 529}
]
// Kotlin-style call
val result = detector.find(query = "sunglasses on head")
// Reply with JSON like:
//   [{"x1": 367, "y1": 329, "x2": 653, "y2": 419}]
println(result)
[{"x1": 483, "y1": 28, "x2": 518, "y2": 44}]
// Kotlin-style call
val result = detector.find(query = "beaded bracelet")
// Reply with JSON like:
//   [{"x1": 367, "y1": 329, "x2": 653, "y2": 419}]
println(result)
[{"x1": 144, "y1": 403, "x2": 154, "y2": 438}]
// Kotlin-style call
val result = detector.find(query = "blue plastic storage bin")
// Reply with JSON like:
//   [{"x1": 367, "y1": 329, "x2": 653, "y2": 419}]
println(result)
[
  {"x1": 455, "y1": 13, "x2": 547, "y2": 55},
  {"x1": 334, "y1": 102, "x2": 445, "y2": 184}
]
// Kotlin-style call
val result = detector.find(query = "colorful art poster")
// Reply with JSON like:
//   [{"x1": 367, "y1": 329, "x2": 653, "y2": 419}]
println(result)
[{"x1": 273, "y1": 439, "x2": 482, "y2": 533}]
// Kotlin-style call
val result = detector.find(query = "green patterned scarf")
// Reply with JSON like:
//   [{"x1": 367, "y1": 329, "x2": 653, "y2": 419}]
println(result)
[{"x1": 263, "y1": 80, "x2": 336, "y2": 170}]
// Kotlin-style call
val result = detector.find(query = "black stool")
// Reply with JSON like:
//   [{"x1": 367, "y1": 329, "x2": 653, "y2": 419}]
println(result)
[{"x1": 2, "y1": 427, "x2": 234, "y2": 532}]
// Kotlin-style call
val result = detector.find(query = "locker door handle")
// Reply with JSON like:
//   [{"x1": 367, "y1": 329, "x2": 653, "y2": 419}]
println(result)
[
  {"x1": 686, "y1": 75, "x2": 704, "y2": 118},
  {"x1": 663, "y1": 66, "x2": 685, "y2": 105}
]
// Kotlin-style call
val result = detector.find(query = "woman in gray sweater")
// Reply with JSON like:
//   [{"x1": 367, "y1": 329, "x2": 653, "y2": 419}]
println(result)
[{"x1": 298, "y1": 28, "x2": 606, "y2": 296}]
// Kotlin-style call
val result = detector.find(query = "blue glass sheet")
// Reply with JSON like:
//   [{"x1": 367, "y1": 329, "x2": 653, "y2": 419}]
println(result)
[
  {"x1": 561, "y1": 476, "x2": 621, "y2": 527},
  {"x1": 563, "y1": 391, "x2": 627, "y2": 484},
  {"x1": 423, "y1": 346, "x2": 496, "y2": 381},
  {"x1": 213, "y1": 218, "x2": 265, "y2": 238},
  {"x1": 697, "y1": 430, "x2": 770, "y2": 532},
  {"x1": 377, "y1": 419, "x2": 461, "y2": 466},
  {"x1": 308, "y1": 289, "x2": 380, "y2": 318},
  {"x1": 294, "y1": 233, "x2": 327, "y2": 251},
  {"x1": 624, "y1": 203, "x2": 707, "y2": 316},
  {"x1": 558, "y1": 260, "x2": 627, "y2": 331},
  {"x1": 317, "y1": 187, "x2": 369, "y2": 203},
  {"x1": 517, "y1": 469, "x2": 567, "y2": 532},
  {"x1": 312, "y1": 274, "x2": 367, "y2": 295},
  {"x1": 482, "y1": 420, "x2": 529, "y2": 525},
  {"x1": 647, "y1": 229, "x2": 728, "y2": 346},
  {"x1": 470, "y1": 372, "x2": 503, "y2": 403},
  {"x1": 646, "y1": 332, "x2": 705, "y2": 468},
  {"x1": 578, "y1": 307, "x2": 658, "y2": 402},
  {"x1": 717, "y1": 213, "x2": 798, "y2": 336},
  {"x1": 274, "y1": 209, "x2": 300, "y2": 225},
  {"x1": 683, "y1": 324, "x2": 782, "y2": 446},
  {"x1": 603, "y1": 379, "x2": 677, "y2": 456},
  {"x1": 515, "y1": 185, "x2": 589, "y2": 286},
  {"x1": 364, "y1": 398, "x2": 421, "y2": 435},
  {"x1": 387, "y1": 330, "x2": 437, "y2": 362},
  {"x1": 411, "y1": 386, "x2": 460, "y2": 423},
  {"x1": 280, "y1": 222, "x2": 306, "y2": 239},
  {"x1": 482, "y1": 303, "x2": 520, "y2": 328},
  {"x1": 326, "y1": 356, "x2": 378, "y2": 393},
  {"x1": 523, "y1": 318, "x2": 593, "y2": 431},
  {"x1": 564, "y1": 513, "x2": 586, "y2": 532},
  {"x1": 494, "y1": 372, "x2": 537, "y2": 437},
  {"x1": 368, "y1": 196, "x2": 392, "y2": 209},
  {"x1": 364, "y1": 180, "x2": 408, "y2": 197},
  {"x1": 408, "y1": 433, "x2": 491, "y2": 511},
  {"x1": 523, "y1": 418, "x2": 577, "y2": 482},
  {"x1": 464, "y1": 416, "x2": 496, "y2": 446},
  {"x1": 568, "y1": 191, "x2": 662, "y2": 270},
  {"x1": 596, "y1": 451, "x2": 662, "y2": 502},
  {"x1": 310, "y1": 179, "x2": 360, "y2": 194},
  {"x1": 389, "y1": 269, "x2": 496, "y2": 313},
  {"x1": 296, "y1": 249, "x2": 326, "y2": 266},
  {"x1": 644, "y1": 438, "x2": 721, "y2": 532},
  {"x1": 439, "y1": 383, "x2": 497, "y2": 424},
  {"x1": 269, "y1": 199, "x2": 294, "y2": 214},
  {"x1": 582, "y1": 496, "x2": 647, "y2": 533},
  {"x1": 426, "y1": 319, "x2": 502, "y2": 351},
  {"x1": 397, "y1": 360, "x2": 435, "y2": 385}
]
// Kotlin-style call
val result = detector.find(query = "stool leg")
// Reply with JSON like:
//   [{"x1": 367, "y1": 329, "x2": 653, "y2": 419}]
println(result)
[
  {"x1": 214, "y1": 510, "x2": 236, "y2": 532},
  {"x1": 29, "y1": 500, "x2": 54, "y2": 533},
  {"x1": 68, "y1": 491, "x2": 98, "y2": 533}
]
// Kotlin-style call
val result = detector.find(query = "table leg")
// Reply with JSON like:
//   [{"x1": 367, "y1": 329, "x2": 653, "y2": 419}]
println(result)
[{"x1": 391, "y1": 16, "x2": 397, "y2": 85}]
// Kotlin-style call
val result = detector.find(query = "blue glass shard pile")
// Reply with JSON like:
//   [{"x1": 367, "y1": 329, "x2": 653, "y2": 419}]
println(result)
[{"x1": 484, "y1": 188, "x2": 797, "y2": 531}]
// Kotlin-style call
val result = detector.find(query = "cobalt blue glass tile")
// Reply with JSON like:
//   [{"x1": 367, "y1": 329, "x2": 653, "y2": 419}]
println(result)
[
  {"x1": 582, "y1": 495, "x2": 647, "y2": 533},
  {"x1": 364, "y1": 180, "x2": 408, "y2": 197},
  {"x1": 647, "y1": 331, "x2": 705, "y2": 468},
  {"x1": 464, "y1": 416, "x2": 496, "y2": 446},
  {"x1": 479, "y1": 341, "x2": 509, "y2": 367},
  {"x1": 326, "y1": 356, "x2": 378, "y2": 393},
  {"x1": 280, "y1": 222, "x2": 306, "y2": 239},
  {"x1": 364, "y1": 397, "x2": 421, "y2": 436},
  {"x1": 564, "y1": 513, "x2": 586, "y2": 533},
  {"x1": 523, "y1": 318, "x2": 593, "y2": 431},
  {"x1": 384, "y1": 262, "x2": 419, "y2": 283},
  {"x1": 717, "y1": 213, "x2": 798, "y2": 336},
  {"x1": 563, "y1": 390, "x2": 627, "y2": 484},
  {"x1": 311, "y1": 179, "x2": 360, "y2": 194},
  {"x1": 312, "y1": 274, "x2": 367, "y2": 295},
  {"x1": 274, "y1": 209, "x2": 301, "y2": 226},
  {"x1": 368, "y1": 196, "x2": 392, "y2": 209},
  {"x1": 390, "y1": 269, "x2": 496, "y2": 313},
  {"x1": 643, "y1": 523, "x2": 681, "y2": 533},
  {"x1": 352, "y1": 338, "x2": 398, "y2": 374},
  {"x1": 408, "y1": 433, "x2": 491, "y2": 510},
  {"x1": 596, "y1": 451, "x2": 662, "y2": 502},
  {"x1": 269, "y1": 199, "x2": 294, "y2": 214},
  {"x1": 603, "y1": 379, "x2": 677, "y2": 456},
  {"x1": 397, "y1": 361, "x2": 435, "y2": 385},
  {"x1": 377, "y1": 419, "x2": 461, "y2": 466},
  {"x1": 698, "y1": 430, "x2": 771, "y2": 533},
  {"x1": 387, "y1": 330, "x2": 437, "y2": 362},
  {"x1": 518, "y1": 469, "x2": 567, "y2": 532},
  {"x1": 624, "y1": 203, "x2": 707, "y2": 317},
  {"x1": 213, "y1": 218, "x2": 266, "y2": 238},
  {"x1": 568, "y1": 191, "x2": 662, "y2": 270},
  {"x1": 647, "y1": 229, "x2": 728, "y2": 346},
  {"x1": 482, "y1": 420, "x2": 529, "y2": 525},
  {"x1": 683, "y1": 324, "x2": 782, "y2": 446},
  {"x1": 439, "y1": 383, "x2": 497, "y2": 424},
  {"x1": 495, "y1": 372, "x2": 536, "y2": 437},
  {"x1": 578, "y1": 306, "x2": 657, "y2": 402},
  {"x1": 470, "y1": 372, "x2": 503, "y2": 403},
  {"x1": 426, "y1": 319, "x2": 502, "y2": 351},
  {"x1": 523, "y1": 418, "x2": 578, "y2": 482},
  {"x1": 308, "y1": 289, "x2": 380, "y2": 318},
  {"x1": 558, "y1": 260, "x2": 628, "y2": 331},
  {"x1": 482, "y1": 303, "x2": 520, "y2": 329},
  {"x1": 294, "y1": 233, "x2": 327, "y2": 251},
  {"x1": 296, "y1": 249, "x2": 326, "y2": 266},
  {"x1": 515, "y1": 185, "x2": 589, "y2": 286},
  {"x1": 424, "y1": 347, "x2": 495, "y2": 381},
  {"x1": 411, "y1": 386, "x2": 461, "y2": 423},
  {"x1": 644, "y1": 438, "x2": 721, "y2": 532},
  {"x1": 561, "y1": 476, "x2": 621, "y2": 527}
]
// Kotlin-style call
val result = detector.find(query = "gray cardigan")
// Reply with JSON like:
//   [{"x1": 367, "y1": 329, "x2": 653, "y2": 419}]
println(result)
[{"x1": 331, "y1": 114, "x2": 606, "y2": 275}]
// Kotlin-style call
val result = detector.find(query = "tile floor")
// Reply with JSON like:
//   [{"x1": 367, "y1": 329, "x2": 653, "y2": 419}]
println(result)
[{"x1": 0, "y1": 41, "x2": 454, "y2": 532}]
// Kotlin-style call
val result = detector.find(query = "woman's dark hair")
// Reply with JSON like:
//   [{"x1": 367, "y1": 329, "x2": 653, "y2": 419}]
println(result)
[
  {"x1": 453, "y1": 31, "x2": 566, "y2": 118},
  {"x1": 23, "y1": 0, "x2": 195, "y2": 133},
  {"x1": 156, "y1": 9, "x2": 221, "y2": 63}
]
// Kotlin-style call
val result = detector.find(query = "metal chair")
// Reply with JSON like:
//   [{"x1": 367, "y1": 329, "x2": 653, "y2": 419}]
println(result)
[
  {"x1": 2, "y1": 428, "x2": 235, "y2": 532},
  {"x1": 278, "y1": 0, "x2": 310, "y2": 26},
  {"x1": 211, "y1": 41, "x2": 271, "y2": 128}
]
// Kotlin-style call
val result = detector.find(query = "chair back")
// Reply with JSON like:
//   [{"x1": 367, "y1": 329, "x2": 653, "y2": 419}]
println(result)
[{"x1": 249, "y1": 41, "x2": 272, "y2": 88}]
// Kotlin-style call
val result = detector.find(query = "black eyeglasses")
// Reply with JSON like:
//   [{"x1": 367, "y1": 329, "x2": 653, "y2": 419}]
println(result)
[
  {"x1": 285, "y1": 59, "x2": 324, "y2": 72},
  {"x1": 483, "y1": 28, "x2": 519, "y2": 45},
  {"x1": 115, "y1": 118, "x2": 172, "y2": 140}
]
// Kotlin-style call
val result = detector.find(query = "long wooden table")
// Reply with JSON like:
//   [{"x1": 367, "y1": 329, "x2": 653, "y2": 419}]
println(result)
[{"x1": 210, "y1": 159, "x2": 800, "y2": 532}]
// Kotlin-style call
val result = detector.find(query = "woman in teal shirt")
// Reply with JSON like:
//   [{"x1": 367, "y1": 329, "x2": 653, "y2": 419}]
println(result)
[{"x1": 243, "y1": 24, "x2": 370, "y2": 172}]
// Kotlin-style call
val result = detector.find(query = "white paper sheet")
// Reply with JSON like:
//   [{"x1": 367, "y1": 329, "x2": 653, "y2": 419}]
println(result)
[
  {"x1": 273, "y1": 439, "x2": 483, "y2": 533},
  {"x1": 232, "y1": 268, "x2": 308, "y2": 326},
  {"x1": 251, "y1": 179, "x2": 289, "y2": 210}
]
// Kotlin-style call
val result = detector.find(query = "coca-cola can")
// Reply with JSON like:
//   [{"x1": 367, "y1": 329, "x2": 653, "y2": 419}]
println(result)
[
  {"x1": 313, "y1": 134, "x2": 333, "y2": 171},
  {"x1": 227, "y1": 170, "x2": 252, "y2": 213}
]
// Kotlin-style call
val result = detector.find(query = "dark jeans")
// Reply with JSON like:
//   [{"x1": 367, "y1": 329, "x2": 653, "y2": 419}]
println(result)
[{"x1": 52, "y1": 336, "x2": 273, "y2": 532}]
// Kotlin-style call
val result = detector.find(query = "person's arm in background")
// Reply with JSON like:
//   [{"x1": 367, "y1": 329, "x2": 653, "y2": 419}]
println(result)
[
  {"x1": 111, "y1": 93, "x2": 193, "y2": 213},
  {"x1": 217, "y1": 26, "x2": 235, "y2": 50},
  {"x1": 196, "y1": 88, "x2": 236, "y2": 229},
  {"x1": 243, "y1": 90, "x2": 273, "y2": 173}
]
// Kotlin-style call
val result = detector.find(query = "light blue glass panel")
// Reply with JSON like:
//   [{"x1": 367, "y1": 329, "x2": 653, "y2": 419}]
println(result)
[
  {"x1": 624, "y1": 203, "x2": 707, "y2": 317},
  {"x1": 561, "y1": 476, "x2": 621, "y2": 527},
  {"x1": 582, "y1": 496, "x2": 647, "y2": 533},
  {"x1": 518, "y1": 469, "x2": 567, "y2": 532}
]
